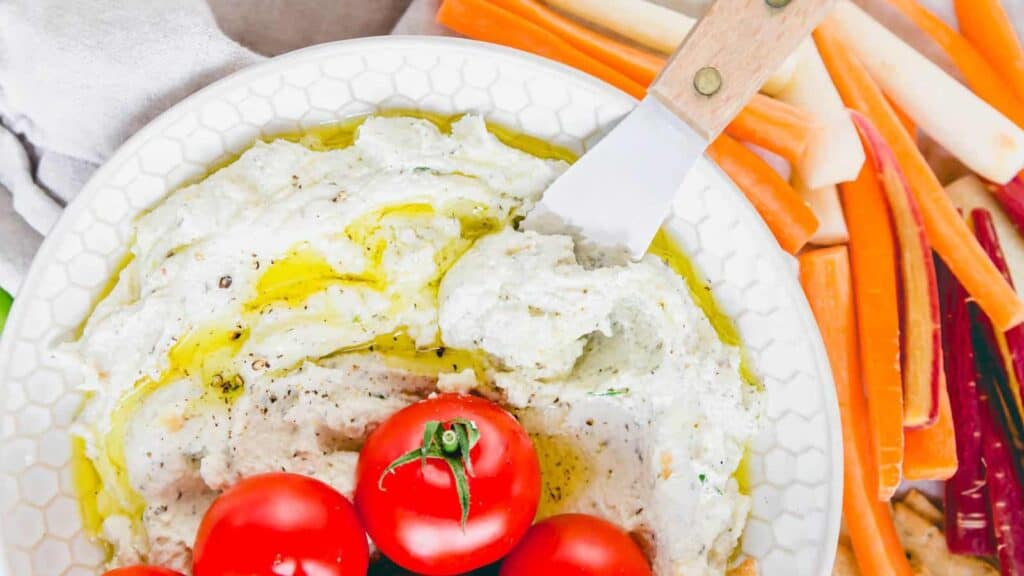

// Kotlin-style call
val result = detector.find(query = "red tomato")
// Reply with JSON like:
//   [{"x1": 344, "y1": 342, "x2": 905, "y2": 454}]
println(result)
[
  {"x1": 192, "y1": 472, "x2": 368, "y2": 576},
  {"x1": 103, "y1": 568, "x2": 184, "y2": 576},
  {"x1": 499, "y1": 514, "x2": 652, "y2": 576},
  {"x1": 355, "y1": 394, "x2": 541, "y2": 575}
]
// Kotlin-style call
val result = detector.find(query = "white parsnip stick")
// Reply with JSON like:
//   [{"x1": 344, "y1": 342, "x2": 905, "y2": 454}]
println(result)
[
  {"x1": 794, "y1": 176, "x2": 849, "y2": 245},
  {"x1": 828, "y1": 2, "x2": 1024, "y2": 184},
  {"x1": 542, "y1": 0, "x2": 799, "y2": 94},
  {"x1": 777, "y1": 40, "x2": 865, "y2": 188}
]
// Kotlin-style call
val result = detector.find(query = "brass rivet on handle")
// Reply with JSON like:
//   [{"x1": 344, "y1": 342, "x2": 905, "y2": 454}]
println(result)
[
  {"x1": 693, "y1": 66, "x2": 722, "y2": 96},
  {"x1": 765, "y1": 0, "x2": 792, "y2": 7}
]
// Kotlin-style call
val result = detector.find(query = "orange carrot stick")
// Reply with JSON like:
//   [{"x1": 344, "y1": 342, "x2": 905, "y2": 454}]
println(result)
[
  {"x1": 487, "y1": 0, "x2": 663, "y2": 86},
  {"x1": 799, "y1": 246, "x2": 914, "y2": 576},
  {"x1": 839, "y1": 161, "x2": 904, "y2": 500},
  {"x1": 708, "y1": 135, "x2": 819, "y2": 254},
  {"x1": 816, "y1": 20, "x2": 1024, "y2": 331},
  {"x1": 725, "y1": 94, "x2": 816, "y2": 165},
  {"x1": 437, "y1": 0, "x2": 647, "y2": 98},
  {"x1": 852, "y1": 112, "x2": 943, "y2": 429},
  {"x1": 954, "y1": 0, "x2": 1024, "y2": 105},
  {"x1": 440, "y1": 0, "x2": 813, "y2": 164},
  {"x1": 888, "y1": 96, "x2": 916, "y2": 138},
  {"x1": 904, "y1": 370, "x2": 959, "y2": 481},
  {"x1": 883, "y1": 0, "x2": 1024, "y2": 128},
  {"x1": 440, "y1": 0, "x2": 821, "y2": 247}
]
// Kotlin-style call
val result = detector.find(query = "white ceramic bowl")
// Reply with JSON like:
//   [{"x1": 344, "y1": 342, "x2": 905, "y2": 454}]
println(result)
[{"x1": 0, "y1": 37, "x2": 842, "y2": 576}]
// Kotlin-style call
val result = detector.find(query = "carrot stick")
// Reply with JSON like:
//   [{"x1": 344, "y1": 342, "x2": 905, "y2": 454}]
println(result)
[
  {"x1": 976, "y1": 379, "x2": 1024, "y2": 573},
  {"x1": 440, "y1": 0, "x2": 813, "y2": 165},
  {"x1": 939, "y1": 256, "x2": 996, "y2": 555},
  {"x1": 954, "y1": 0, "x2": 1024, "y2": 107},
  {"x1": 445, "y1": 0, "x2": 816, "y2": 166},
  {"x1": 947, "y1": 175, "x2": 1024, "y2": 290},
  {"x1": 437, "y1": 0, "x2": 648, "y2": 98},
  {"x1": 904, "y1": 369, "x2": 958, "y2": 480},
  {"x1": 887, "y1": 96, "x2": 916, "y2": 138},
  {"x1": 798, "y1": 247, "x2": 914, "y2": 576},
  {"x1": 541, "y1": 0, "x2": 800, "y2": 94},
  {"x1": 971, "y1": 208, "x2": 1024, "y2": 418},
  {"x1": 992, "y1": 176, "x2": 1024, "y2": 241},
  {"x1": 487, "y1": 0, "x2": 663, "y2": 86},
  {"x1": 708, "y1": 135, "x2": 818, "y2": 254},
  {"x1": 725, "y1": 94, "x2": 816, "y2": 165},
  {"x1": 797, "y1": 179, "x2": 848, "y2": 246},
  {"x1": 884, "y1": 0, "x2": 1024, "y2": 128},
  {"x1": 440, "y1": 0, "x2": 819, "y2": 252},
  {"x1": 816, "y1": 20, "x2": 1024, "y2": 332},
  {"x1": 839, "y1": 161, "x2": 904, "y2": 499},
  {"x1": 851, "y1": 111, "x2": 943, "y2": 429},
  {"x1": 831, "y1": 3, "x2": 1024, "y2": 184}
]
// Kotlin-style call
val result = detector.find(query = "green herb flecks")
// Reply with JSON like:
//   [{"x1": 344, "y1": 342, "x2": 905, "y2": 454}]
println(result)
[{"x1": 588, "y1": 387, "x2": 630, "y2": 397}]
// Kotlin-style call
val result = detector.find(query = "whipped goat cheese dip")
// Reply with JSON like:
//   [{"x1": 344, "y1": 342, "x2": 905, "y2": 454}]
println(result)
[{"x1": 61, "y1": 115, "x2": 762, "y2": 575}]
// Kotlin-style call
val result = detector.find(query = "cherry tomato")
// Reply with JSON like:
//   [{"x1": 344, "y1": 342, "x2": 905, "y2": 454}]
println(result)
[
  {"x1": 192, "y1": 472, "x2": 369, "y2": 576},
  {"x1": 499, "y1": 514, "x2": 652, "y2": 576},
  {"x1": 355, "y1": 394, "x2": 541, "y2": 575},
  {"x1": 102, "y1": 568, "x2": 184, "y2": 576}
]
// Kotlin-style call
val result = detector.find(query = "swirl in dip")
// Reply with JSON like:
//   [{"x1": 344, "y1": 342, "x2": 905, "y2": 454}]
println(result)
[{"x1": 63, "y1": 115, "x2": 762, "y2": 575}]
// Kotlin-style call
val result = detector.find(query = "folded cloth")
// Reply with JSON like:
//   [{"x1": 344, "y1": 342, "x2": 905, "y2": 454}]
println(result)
[
  {"x1": 0, "y1": 0, "x2": 261, "y2": 294},
  {"x1": 0, "y1": 0, "x2": 423, "y2": 296},
  {"x1": 0, "y1": 175, "x2": 42, "y2": 295}
]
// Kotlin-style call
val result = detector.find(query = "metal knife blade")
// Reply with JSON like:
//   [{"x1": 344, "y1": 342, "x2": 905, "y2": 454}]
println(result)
[{"x1": 524, "y1": 96, "x2": 703, "y2": 259}]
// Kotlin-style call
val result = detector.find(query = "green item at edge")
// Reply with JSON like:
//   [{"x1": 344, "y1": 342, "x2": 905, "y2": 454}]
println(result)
[{"x1": 0, "y1": 288, "x2": 11, "y2": 334}]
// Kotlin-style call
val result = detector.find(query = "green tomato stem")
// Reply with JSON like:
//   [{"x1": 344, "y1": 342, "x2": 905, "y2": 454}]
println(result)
[
  {"x1": 378, "y1": 417, "x2": 482, "y2": 528},
  {"x1": 441, "y1": 429, "x2": 459, "y2": 453}
]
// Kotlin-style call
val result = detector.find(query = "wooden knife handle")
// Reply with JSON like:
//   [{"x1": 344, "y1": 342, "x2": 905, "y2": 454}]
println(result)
[{"x1": 649, "y1": 0, "x2": 835, "y2": 141}]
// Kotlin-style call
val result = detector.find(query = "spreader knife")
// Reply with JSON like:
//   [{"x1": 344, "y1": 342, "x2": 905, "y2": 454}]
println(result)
[{"x1": 526, "y1": 0, "x2": 836, "y2": 258}]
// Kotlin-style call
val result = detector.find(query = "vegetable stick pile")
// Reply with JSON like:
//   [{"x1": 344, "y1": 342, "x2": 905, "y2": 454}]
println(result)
[{"x1": 435, "y1": 0, "x2": 1024, "y2": 573}]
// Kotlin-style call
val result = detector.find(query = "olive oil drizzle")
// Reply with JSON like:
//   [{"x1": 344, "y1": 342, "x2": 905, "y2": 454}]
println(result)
[
  {"x1": 648, "y1": 230, "x2": 760, "y2": 389},
  {"x1": 330, "y1": 330, "x2": 488, "y2": 381},
  {"x1": 531, "y1": 433, "x2": 593, "y2": 520},
  {"x1": 76, "y1": 198, "x2": 498, "y2": 540},
  {"x1": 73, "y1": 112, "x2": 756, "y2": 548},
  {"x1": 75, "y1": 186, "x2": 507, "y2": 540}
]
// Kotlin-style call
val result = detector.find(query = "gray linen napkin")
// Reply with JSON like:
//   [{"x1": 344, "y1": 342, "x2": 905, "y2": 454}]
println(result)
[{"x1": 0, "y1": 0, "x2": 421, "y2": 295}]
